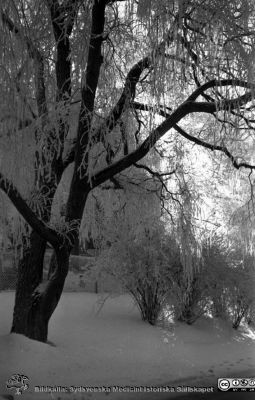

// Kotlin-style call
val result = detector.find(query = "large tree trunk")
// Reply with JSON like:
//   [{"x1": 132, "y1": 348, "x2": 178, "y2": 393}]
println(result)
[
  {"x1": 11, "y1": 230, "x2": 46, "y2": 339},
  {"x1": 11, "y1": 230, "x2": 69, "y2": 342}
]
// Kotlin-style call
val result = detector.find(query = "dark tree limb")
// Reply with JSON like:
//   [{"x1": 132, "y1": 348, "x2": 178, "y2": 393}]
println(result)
[
  {"x1": 132, "y1": 97, "x2": 255, "y2": 172},
  {"x1": 45, "y1": 0, "x2": 81, "y2": 178},
  {"x1": 62, "y1": 142, "x2": 76, "y2": 169},
  {"x1": 133, "y1": 162, "x2": 176, "y2": 179},
  {"x1": 92, "y1": 29, "x2": 183, "y2": 145},
  {"x1": 66, "y1": 0, "x2": 107, "y2": 224},
  {"x1": 76, "y1": 0, "x2": 106, "y2": 152},
  {"x1": 46, "y1": 0, "x2": 79, "y2": 100},
  {"x1": 180, "y1": 29, "x2": 255, "y2": 132},
  {"x1": 0, "y1": 174, "x2": 60, "y2": 248},
  {"x1": 132, "y1": 162, "x2": 177, "y2": 217},
  {"x1": 91, "y1": 88, "x2": 255, "y2": 188},
  {"x1": 93, "y1": 56, "x2": 151, "y2": 143},
  {"x1": 187, "y1": 79, "x2": 255, "y2": 102}
]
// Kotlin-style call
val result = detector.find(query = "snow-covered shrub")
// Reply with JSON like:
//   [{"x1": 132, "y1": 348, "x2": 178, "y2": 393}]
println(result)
[
  {"x1": 166, "y1": 256, "x2": 209, "y2": 325},
  {"x1": 201, "y1": 235, "x2": 230, "y2": 319},
  {"x1": 168, "y1": 234, "x2": 249, "y2": 326},
  {"x1": 245, "y1": 303, "x2": 255, "y2": 326},
  {"x1": 173, "y1": 282, "x2": 207, "y2": 324},
  {"x1": 201, "y1": 236, "x2": 255, "y2": 328},
  {"x1": 96, "y1": 222, "x2": 181, "y2": 325},
  {"x1": 226, "y1": 252, "x2": 255, "y2": 329}
]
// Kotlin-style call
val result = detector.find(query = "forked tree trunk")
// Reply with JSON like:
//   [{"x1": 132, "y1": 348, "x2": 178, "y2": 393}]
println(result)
[{"x1": 11, "y1": 230, "x2": 69, "y2": 342}]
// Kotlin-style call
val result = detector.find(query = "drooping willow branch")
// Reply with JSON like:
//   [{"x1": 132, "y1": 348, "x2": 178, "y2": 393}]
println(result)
[{"x1": 1, "y1": 10, "x2": 47, "y2": 118}]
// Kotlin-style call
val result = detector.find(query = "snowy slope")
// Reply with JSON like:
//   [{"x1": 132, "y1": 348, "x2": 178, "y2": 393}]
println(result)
[{"x1": 0, "y1": 292, "x2": 254, "y2": 399}]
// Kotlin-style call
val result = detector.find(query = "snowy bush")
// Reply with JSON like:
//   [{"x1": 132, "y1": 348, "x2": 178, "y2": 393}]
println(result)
[
  {"x1": 165, "y1": 254, "x2": 210, "y2": 325},
  {"x1": 96, "y1": 222, "x2": 181, "y2": 325},
  {"x1": 245, "y1": 303, "x2": 255, "y2": 326},
  {"x1": 201, "y1": 236, "x2": 255, "y2": 328},
  {"x1": 201, "y1": 235, "x2": 231, "y2": 319},
  {"x1": 170, "y1": 275, "x2": 208, "y2": 324},
  {"x1": 168, "y1": 234, "x2": 255, "y2": 327},
  {"x1": 226, "y1": 252, "x2": 255, "y2": 329},
  {"x1": 95, "y1": 219, "x2": 255, "y2": 329}
]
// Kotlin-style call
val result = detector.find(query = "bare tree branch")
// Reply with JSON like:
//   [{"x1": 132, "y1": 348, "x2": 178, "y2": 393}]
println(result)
[
  {"x1": 187, "y1": 79, "x2": 255, "y2": 102},
  {"x1": 0, "y1": 174, "x2": 60, "y2": 248},
  {"x1": 92, "y1": 29, "x2": 183, "y2": 145},
  {"x1": 91, "y1": 87, "x2": 255, "y2": 188},
  {"x1": 46, "y1": 0, "x2": 79, "y2": 99},
  {"x1": 93, "y1": 56, "x2": 151, "y2": 142},
  {"x1": 66, "y1": 0, "x2": 107, "y2": 223},
  {"x1": 132, "y1": 99, "x2": 255, "y2": 172},
  {"x1": 133, "y1": 162, "x2": 176, "y2": 179}
]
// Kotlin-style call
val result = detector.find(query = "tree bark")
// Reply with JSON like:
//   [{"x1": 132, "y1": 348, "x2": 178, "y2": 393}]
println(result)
[
  {"x1": 11, "y1": 231, "x2": 47, "y2": 340},
  {"x1": 11, "y1": 232, "x2": 69, "y2": 342}
]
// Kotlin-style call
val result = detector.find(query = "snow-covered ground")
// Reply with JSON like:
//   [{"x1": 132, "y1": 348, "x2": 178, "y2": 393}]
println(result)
[{"x1": 0, "y1": 292, "x2": 254, "y2": 399}]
